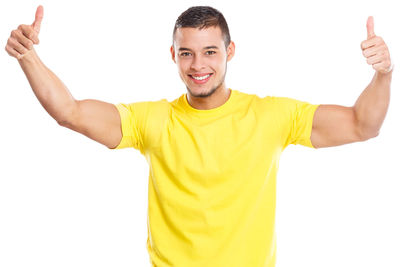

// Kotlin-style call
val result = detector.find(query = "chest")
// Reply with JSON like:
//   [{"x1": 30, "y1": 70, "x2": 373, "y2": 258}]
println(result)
[{"x1": 151, "y1": 110, "x2": 281, "y2": 178}]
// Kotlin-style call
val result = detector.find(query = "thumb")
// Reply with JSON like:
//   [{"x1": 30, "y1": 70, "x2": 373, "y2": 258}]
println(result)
[
  {"x1": 367, "y1": 16, "x2": 375, "y2": 39},
  {"x1": 32, "y1": 5, "x2": 44, "y2": 34}
]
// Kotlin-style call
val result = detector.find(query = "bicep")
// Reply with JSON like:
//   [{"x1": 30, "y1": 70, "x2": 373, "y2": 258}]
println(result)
[
  {"x1": 310, "y1": 104, "x2": 364, "y2": 148},
  {"x1": 62, "y1": 99, "x2": 122, "y2": 149}
]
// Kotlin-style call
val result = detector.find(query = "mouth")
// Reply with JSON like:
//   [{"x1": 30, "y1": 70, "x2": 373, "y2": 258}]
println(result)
[{"x1": 188, "y1": 73, "x2": 213, "y2": 84}]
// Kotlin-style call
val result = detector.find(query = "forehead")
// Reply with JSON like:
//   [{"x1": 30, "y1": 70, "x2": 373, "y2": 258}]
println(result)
[{"x1": 174, "y1": 26, "x2": 224, "y2": 49}]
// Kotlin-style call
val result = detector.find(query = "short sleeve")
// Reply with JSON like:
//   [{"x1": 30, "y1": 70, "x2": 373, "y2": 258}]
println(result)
[
  {"x1": 109, "y1": 102, "x2": 147, "y2": 153},
  {"x1": 276, "y1": 97, "x2": 320, "y2": 149}
]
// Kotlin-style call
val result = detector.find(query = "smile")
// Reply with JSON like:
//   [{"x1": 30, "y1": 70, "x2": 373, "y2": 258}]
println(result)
[{"x1": 188, "y1": 73, "x2": 213, "y2": 84}]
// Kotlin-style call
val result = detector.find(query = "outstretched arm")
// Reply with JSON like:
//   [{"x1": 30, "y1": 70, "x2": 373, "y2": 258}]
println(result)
[
  {"x1": 5, "y1": 6, "x2": 123, "y2": 149},
  {"x1": 310, "y1": 16, "x2": 392, "y2": 149}
]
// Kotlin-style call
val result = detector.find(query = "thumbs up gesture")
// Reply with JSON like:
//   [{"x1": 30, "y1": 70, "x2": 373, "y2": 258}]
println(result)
[
  {"x1": 5, "y1": 5, "x2": 44, "y2": 60},
  {"x1": 360, "y1": 16, "x2": 393, "y2": 74}
]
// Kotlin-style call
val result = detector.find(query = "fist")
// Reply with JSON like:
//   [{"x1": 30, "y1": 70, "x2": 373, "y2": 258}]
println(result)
[
  {"x1": 5, "y1": 5, "x2": 44, "y2": 60},
  {"x1": 360, "y1": 16, "x2": 393, "y2": 74}
]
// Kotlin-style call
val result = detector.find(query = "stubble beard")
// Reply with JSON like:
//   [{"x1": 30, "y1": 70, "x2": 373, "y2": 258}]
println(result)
[{"x1": 186, "y1": 62, "x2": 227, "y2": 99}]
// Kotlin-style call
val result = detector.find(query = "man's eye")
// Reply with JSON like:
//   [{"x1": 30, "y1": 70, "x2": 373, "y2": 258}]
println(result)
[
  {"x1": 206, "y1": 51, "x2": 216, "y2": 55},
  {"x1": 180, "y1": 52, "x2": 191, "y2": 56}
]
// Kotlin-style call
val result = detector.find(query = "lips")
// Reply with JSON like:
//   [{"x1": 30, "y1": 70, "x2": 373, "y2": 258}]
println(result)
[{"x1": 188, "y1": 73, "x2": 213, "y2": 84}]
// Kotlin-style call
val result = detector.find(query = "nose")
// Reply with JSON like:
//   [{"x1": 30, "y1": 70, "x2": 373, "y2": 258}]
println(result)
[{"x1": 190, "y1": 54, "x2": 206, "y2": 71}]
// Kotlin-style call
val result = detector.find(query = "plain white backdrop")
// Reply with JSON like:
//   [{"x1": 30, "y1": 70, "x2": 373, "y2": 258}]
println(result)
[{"x1": 1, "y1": 0, "x2": 399, "y2": 266}]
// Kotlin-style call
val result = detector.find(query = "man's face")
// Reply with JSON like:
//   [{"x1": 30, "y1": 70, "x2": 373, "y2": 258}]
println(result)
[{"x1": 171, "y1": 26, "x2": 235, "y2": 98}]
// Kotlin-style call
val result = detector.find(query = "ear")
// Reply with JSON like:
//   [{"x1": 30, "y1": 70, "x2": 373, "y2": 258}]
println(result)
[
  {"x1": 226, "y1": 41, "x2": 235, "y2": 62},
  {"x1": 170, "y1": 45, "x2": 176, "y2": 63}
]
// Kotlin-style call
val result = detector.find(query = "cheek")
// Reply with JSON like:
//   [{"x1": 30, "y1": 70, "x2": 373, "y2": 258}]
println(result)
[
  {"x1": 211, "y1": 57, "x2": 225, "y2": 71},
  {"x1": 177, "y1": 60, "x2": 190, "y2": 72},
  {"x1": 177, "y1": 63, "x2": 191, "y2": 80}
]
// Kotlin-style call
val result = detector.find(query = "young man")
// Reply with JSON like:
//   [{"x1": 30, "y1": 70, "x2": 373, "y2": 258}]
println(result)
[{"x1": 5, "y1": 5, "x2": 392, "y2": 267}]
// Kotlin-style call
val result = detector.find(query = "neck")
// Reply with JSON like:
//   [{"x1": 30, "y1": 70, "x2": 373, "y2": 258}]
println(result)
[{"x1": 186, "y1": 85, "x2": 231, "y2": 110}]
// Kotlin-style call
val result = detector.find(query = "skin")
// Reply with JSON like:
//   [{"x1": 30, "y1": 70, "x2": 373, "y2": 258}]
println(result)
[
  {"x1": 5, "y1": 6, "x2": 392, "y2": 150},
  {"x1": 170, "y1": 26, "x2": 235, "y2": 110},
  {"x1": 5, "y1": 6, "x2": 122, "y2": 149},
  {"x1": 310, "y1": 16, "x2": 392, "y2": 148}
]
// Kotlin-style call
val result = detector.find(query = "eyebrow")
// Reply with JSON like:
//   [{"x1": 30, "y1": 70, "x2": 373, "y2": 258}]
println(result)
[{"x1": 178, "y1": 46, "x2": 219, "y2": 52}]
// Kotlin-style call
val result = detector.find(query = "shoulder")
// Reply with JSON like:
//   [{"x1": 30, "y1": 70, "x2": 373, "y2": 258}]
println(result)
[
  {"x1": 147, "y1": 98, "x2": 171, "y2": 112},
  {"x1": 257, "y1": 95, "x2": 314, "y2": 110},
  {"x1": 128, "y1": 98, "x2": 171, "y2": 115},
  {"x1": 246, "y1": 93, "x2": 294, "y2": 111}
]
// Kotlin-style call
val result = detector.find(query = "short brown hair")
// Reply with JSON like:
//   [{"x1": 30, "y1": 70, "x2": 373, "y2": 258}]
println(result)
[{"x1": 172, "y1": 6, "x2": 231, "y2": 49}]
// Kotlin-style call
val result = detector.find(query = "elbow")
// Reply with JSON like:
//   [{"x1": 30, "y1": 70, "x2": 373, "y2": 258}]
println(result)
[
  {"x1": 372, "y1": 130, "x2": 380, "y2": 138},
  {"x1": 359, "y1": 130, "x2": 380, "y2": 141},
  {"x1": 57, "y1": 115, "x2": 77, "y2": 129},
  {"x1": 356, "y1": 120, "x2": 380, "y2": 141},
  {"x1": 57, "y1": 118, "x2": 70, "y2": 127},
  {"x1": 56, "y1": 114, "x2": 76, "y2": 129},
  {"x1": 56, "y1": 103, "x2": 79, "y2": 128}
]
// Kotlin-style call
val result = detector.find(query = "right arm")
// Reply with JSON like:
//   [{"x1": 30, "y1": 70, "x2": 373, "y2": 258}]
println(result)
[{"x1": 5, "y1": 5, "x2": 122, "y2": 149}]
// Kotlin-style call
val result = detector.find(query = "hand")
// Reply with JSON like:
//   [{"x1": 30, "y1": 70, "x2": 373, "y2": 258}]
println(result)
[
  {"x1": 360, "y1": 16, "x2": 393, "y2": 74},
  {"x1": 5, "y1": 5, "x2": 44, "y2": 60}
]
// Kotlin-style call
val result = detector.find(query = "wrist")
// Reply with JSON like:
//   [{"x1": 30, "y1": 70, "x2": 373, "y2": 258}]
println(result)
[
  {"x1": 17, "y1": 49, "x2": 38, "y2": 64},
  {"x1": 376, "y1": 65, "x2": 393, "y2": 81}
]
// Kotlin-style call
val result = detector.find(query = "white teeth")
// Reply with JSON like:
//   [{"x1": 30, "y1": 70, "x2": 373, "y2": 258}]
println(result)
[{"x1": 191, "y1": 74, "x2": 211, "y2": 80}]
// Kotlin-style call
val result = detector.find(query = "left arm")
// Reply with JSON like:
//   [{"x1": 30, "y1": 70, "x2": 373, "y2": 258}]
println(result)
[
  {"x1": 353, "y1": 69, "x2": 392, "y2": 138},
  {"x1": 310, "y1": 16, "x2": 393, "y2": 149}
]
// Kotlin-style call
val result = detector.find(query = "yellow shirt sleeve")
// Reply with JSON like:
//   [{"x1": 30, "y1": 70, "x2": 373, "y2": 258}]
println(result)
[
  {"x1": 290, "y1": 99, "x2": 320, "y2": 148},
  {"x1": 109, "y1": 102, "x2": 145, "y2": 152},
  {"x1": 110, "y1": 99, "x2": 170, "y2": 154},
  {"x1": 275, "y1": 97, "x2": 320, "y2": 149}
]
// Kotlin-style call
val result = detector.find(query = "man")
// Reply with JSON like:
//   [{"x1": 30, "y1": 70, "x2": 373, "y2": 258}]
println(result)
[{"x1": 5, "y1": 5, "x2": 392, "y2": 267}]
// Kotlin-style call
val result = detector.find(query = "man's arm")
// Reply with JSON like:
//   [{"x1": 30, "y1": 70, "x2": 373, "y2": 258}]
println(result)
[
  {"x1": 6, "y1": 5, "x2": 122, "y2": 149},
  {"x1": 310, "y1": 16, "x2": 392, "y2": 149}
]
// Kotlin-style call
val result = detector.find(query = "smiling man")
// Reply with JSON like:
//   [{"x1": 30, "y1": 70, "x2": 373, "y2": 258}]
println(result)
[
  {"x1": 6, "y1": 5, "x2": 393, "y2": 267},
  {"x1": 172, "y1": 23, "x2": 233, "y2": 109}
]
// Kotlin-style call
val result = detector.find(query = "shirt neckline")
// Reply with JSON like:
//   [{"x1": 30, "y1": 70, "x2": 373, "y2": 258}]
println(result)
[{"x1": 181, "y1": 88, "x2": 237, "y2": 117}]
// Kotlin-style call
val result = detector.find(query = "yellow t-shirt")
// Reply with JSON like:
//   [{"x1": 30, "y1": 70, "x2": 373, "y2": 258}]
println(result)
[{"x1": 110, "y1": 89, "x2": 319, "y2": 267}]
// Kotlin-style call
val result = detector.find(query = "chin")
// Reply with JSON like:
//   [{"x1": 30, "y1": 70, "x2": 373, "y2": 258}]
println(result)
[{"x1": 187, "y1": 85, "x2": 218, "y2": 98}]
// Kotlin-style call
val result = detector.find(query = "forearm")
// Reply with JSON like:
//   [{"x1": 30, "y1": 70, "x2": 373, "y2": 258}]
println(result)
[
  {"x1": 353, "y1": 70, "x2": 392, "y2": 138},
  {"x1": 18, "y1": 49, "x2": 77, "y2": 124}
]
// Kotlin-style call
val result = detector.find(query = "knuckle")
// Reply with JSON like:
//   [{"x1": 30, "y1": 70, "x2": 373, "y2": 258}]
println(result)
[
  {"x1": 8, "y1": 38, "x2": 15, "y2": 46},
  {"x1": 12, "y1": 29, "x2": 21, "y2": 37},
  {"x1": 360, "y1": 41, "x2": 366, "y2": 49},
  {"x1": 27, "y1": 40, "x2": 34, "y2": 49},
  {"x1": 5, "y1": 46, "x2": 13, "y2": 57},
  {"x1": 18, "y1": 24, "x2": 27, "y2": 30},
  {"x1": 362, "y1": 50, "x2": 367, "y2": 57}
]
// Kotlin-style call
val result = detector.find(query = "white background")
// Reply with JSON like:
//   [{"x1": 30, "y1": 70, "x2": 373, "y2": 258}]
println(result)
[{"x1": 1, "y1": 0, "x2": 399, "y2": 266}]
